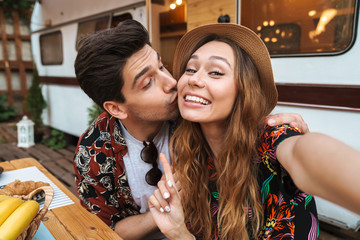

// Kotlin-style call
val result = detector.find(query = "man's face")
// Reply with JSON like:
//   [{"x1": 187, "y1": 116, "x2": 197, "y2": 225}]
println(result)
[{"x1": 121, "y1": 44, "x2": 179, "y2": 123}]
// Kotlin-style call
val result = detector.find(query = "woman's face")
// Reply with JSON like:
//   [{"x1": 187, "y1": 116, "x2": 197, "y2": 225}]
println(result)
[{"x1": 177, "y1": 41, "x2": 237, "y2": 125}]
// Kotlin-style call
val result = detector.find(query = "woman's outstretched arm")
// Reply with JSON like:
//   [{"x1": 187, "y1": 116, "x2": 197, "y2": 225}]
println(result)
[{"x1": 277, "y1": 132, "x2": 360, "y2": 215}]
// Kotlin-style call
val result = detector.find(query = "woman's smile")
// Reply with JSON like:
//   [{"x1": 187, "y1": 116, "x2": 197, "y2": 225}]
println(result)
[
  {"x1": 184, "y1": 94, "x2": 210, "y2": 105},
  {"x1": 177, "y1": 41, "x2": 237, "y2": 124}
]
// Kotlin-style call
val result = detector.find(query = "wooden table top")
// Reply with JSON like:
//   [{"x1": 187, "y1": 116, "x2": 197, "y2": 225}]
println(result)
[{"x1": 0, "y1": 158, "x2": 123, "y2": 240}]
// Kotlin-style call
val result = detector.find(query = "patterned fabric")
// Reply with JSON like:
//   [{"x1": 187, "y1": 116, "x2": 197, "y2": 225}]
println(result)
[
  {"x1": 74, "y1": 112, "x2": 176, "y2": 229},
  {"x1": 73, "y1": 112, "x2": 139, "y2": 229},
  {"x1": 207, "y1": 125, "x2": 319, "y2": 239}
]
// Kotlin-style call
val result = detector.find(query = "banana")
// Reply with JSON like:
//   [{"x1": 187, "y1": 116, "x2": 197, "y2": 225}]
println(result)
[
  {"x1": 0, "y1": 197, "x2": 23, "y2": 226},
  {"x1": 0, "y1": 195, "x2": 10, "y2": 203},
  {"x1": 0, "y1": 200, "x2": 40, "y2": 240}
]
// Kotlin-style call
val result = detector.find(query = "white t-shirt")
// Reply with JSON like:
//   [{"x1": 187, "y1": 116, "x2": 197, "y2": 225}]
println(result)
[{"x1": 120, "y1": 121, "x2": 170, "y2": 239}]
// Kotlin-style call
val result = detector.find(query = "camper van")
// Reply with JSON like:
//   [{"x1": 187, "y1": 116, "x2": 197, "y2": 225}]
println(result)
[{"x1": 31, "y1": 0, "x2": 360, "y2": 235}]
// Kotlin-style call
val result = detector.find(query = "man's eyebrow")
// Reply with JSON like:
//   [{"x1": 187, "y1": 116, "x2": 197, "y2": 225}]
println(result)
[
  {"x1": 209, "y1": 56, "x2": 231, "y2": 67},
  {"x1": 132, "y1": 66, "x2": 150, "y2": 89}
]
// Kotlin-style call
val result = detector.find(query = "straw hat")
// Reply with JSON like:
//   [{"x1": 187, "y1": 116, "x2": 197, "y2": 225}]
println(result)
[{"x1": 172, "y1": 23, "x2": 278, "y2": 113}]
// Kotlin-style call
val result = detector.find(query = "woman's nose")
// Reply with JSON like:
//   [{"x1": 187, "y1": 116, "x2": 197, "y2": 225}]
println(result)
[{"x1": 188, "y1": 72, "x2": 205, "y2": 88}]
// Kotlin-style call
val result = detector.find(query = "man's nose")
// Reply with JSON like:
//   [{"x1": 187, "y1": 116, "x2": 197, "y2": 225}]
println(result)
[{"x1": 162, "y1": 72, "x2": 177, "y2": 93}]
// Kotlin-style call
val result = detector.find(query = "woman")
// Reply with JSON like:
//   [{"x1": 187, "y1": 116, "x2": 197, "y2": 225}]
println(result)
[{"x1": 149, "y1": 24, "x2": 360, "y2": 239}]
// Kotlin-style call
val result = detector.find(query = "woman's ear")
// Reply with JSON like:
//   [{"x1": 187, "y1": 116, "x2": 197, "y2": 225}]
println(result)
[{"x1": 103, "y1": 101, "x2": 128, "y2": 119}]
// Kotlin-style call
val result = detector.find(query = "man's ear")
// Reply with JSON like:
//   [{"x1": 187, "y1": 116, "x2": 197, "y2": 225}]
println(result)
[{"x1": 103, "y1": 101, "x2": 127, "y2": 119}]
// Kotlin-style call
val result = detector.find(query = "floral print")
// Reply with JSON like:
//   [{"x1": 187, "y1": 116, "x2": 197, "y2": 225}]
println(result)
[
  {"x1": 261, "y1": 193, "x2": 295, "y2": 238},
  {"x1": 207, "y1": 125, "x2": 318, "y2": 239},
  {"x1": 258, "y1": 125, "x2": 318, "y2": 239}
]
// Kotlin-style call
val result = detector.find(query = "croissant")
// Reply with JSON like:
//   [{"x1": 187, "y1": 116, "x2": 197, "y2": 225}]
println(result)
[{"x1": 0, "y1": 180, "x2": 50, "y2": 195}]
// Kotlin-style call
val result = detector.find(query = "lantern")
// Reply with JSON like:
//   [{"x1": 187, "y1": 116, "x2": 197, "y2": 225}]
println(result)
[{"x1": 17, "y1": 116, "x2": 35, "y2": 148}]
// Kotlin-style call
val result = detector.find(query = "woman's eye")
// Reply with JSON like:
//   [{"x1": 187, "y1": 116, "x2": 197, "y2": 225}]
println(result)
[
  {"x1": 185, "y1": 68, "x2": 196, "y2": 74},
  {"x1": 209, "y1": 71, "x2": 224, "y2": 76}
]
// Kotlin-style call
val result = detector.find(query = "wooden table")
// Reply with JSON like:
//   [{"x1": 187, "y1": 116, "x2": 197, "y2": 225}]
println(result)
[{"x1": 0, "y1": 158, "x2": 123, "y2": 240}]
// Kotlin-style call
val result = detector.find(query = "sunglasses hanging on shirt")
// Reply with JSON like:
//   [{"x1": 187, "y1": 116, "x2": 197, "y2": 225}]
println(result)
[{"x1": 140, "y1": 141, "x2": 162, "y2": 186}]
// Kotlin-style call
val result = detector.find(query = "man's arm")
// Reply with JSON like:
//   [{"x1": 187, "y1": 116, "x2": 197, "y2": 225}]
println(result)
[
  {"x1": 114, "y1": 211, "x2": 159, "y2": 240},
  {"x1": 277, "y1": 132, "x2": 360, "y2": 215},
  {"x1": 75, "y1": 164, "x2": 161, "y2": 240}
]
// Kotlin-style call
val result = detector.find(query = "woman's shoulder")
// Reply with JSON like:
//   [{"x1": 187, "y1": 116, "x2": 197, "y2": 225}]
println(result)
[
  {"x1": 258, "y1": 124, "x2": 303, "y2": 149},
  {"x1": 256, "y1": 124, "x2": 303, "y2": 176}
]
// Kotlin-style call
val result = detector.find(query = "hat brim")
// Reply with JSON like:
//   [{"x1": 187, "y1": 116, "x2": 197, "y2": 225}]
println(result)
[{"x1": 172, "y1": 23, "x2": 278, "y2": 113}]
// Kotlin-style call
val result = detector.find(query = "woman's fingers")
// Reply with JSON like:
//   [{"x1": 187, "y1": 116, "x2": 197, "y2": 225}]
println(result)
[
  {"x1": 148, "y1": 194, "x2": 161, "y2": 211},
  {"x1": 158, "y1": 179, "x2": 171, "y2": 200},
  {"x1": 153, "y1": 188, "x2": 171, "y2": 213},
  {"x1": 160, "y1": 153, "x2": 177, "y2": 191},
  {"x1": 149, "y1": 182, "x2": 177, "y2": 213},
  {"x1": 158, "y1": 174, "x2": 181, "y2": 200},
  {"x1": 149, "y1": 187, "x2": 172, "y2": 213}
]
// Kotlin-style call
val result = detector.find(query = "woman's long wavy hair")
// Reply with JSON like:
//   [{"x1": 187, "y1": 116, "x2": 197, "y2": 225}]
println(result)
[{"x1": 170, "y1": 35, "x2": 270, "y2": 239}]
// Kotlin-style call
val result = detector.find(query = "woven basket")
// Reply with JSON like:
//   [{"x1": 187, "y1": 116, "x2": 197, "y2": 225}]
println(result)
[{"x1": 10, "y1": 185, "x2": 54, "y2": 240}]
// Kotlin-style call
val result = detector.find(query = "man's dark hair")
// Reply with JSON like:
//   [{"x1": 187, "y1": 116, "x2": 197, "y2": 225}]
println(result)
[{"x1": 74, "y1": 19, "x2": 150, "y2": 108}]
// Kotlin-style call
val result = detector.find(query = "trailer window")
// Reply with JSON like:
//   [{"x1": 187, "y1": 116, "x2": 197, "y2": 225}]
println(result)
[
  {"x1": 76, "y1": 15, "x2": 110, "y2": 50},
  {"x1": 40, "y1": 31, "x2": 63, "y2": 65},
  {"x1": 241, "y1": 0, "x2": 357, "y2": 56}
]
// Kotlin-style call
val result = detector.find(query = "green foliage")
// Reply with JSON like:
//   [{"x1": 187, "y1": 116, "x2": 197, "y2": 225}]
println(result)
[
  {"x1": 25, "y1": 64, "x2": 47, "y2": 128},
  {"x1": 0, "y1": 94, "x2": 16, "y2": 122},
  {"x1": 88, "y1": 102, "x2": 103, "y2": 125},
  {"x1": 0, "y1": 0, "x2": 34, "y2": 10},
  {"x1": 0, "y1": 136, "x2": 8, "y2": 144},
  {"x1": 43, "y1": 129, "x2": 67, "y2": 150}
]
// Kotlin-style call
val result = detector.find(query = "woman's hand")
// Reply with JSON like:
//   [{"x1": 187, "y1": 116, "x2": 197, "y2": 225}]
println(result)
[{"x1": 149, "y1": 154, "x2": 193, "y2": 240}]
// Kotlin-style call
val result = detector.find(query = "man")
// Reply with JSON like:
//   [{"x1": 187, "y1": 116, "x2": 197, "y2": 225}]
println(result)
[{"x1": 73, "y1": 19, "x2": 308, "y2": 239}]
